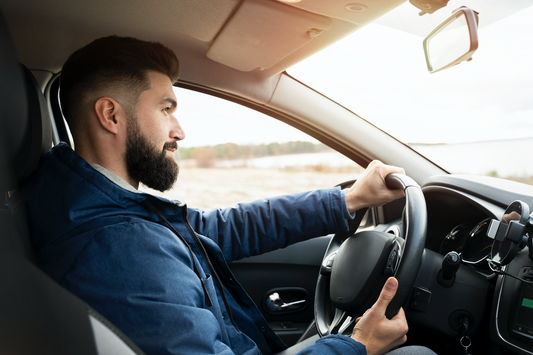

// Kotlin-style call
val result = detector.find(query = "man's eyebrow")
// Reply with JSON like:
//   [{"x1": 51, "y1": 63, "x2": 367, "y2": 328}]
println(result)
[{"x1": 162, "y1": 97, "x2": 177, "y2": 109}]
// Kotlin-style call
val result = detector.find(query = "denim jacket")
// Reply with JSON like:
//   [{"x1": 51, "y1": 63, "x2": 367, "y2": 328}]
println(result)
[{"x1": 15, "y1": 143, "x2": 365, "y2": 355}]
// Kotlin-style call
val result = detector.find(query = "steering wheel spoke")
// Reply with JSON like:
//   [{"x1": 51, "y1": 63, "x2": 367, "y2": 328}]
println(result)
[
  {"x1": 327, "y1": 308, "x2": 353, "y2": 335},
  {"x1": 320, "y1": 251, "x2": 338, "y2": 275}
]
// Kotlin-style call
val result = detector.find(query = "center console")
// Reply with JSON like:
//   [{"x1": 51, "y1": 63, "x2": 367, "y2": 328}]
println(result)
[{"x1": 491, "y1": 251, "x2": 533, "y2": 355}]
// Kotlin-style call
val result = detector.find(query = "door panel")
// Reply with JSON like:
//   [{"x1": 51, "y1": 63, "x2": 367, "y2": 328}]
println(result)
[{"x1": 229, "y1": 236, "x2": 331, "y2": 345}]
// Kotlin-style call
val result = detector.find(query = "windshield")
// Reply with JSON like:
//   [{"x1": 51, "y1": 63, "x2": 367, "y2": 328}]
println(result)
[{"x1": 289, "y1": 1, "x2": 533, "y2": 183}]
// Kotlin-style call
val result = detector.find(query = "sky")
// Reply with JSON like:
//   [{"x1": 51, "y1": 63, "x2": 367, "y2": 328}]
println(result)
[
  {"x1": 175, "y1": 2, "x2": 533, "y2": 148},
  {"x1": 174, "y1": 87, "x2": 320, "y2": 148},
  {"x1": 289, "y1": 2, "x2": 533, "y2": 145}
]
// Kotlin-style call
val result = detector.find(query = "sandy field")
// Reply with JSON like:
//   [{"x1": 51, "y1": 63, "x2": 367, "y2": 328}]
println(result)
[{"x1": 142, "y1": 167, "x2": 362, "y2": 210}]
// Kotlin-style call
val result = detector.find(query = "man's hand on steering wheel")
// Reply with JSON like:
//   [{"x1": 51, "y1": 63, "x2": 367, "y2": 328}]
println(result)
[
  {"x1": 351, "y1": 277, "x2": 409, "y2": 355},
  {"x1": 346, "y1": 160, "x2": 406, "y2": 213}
]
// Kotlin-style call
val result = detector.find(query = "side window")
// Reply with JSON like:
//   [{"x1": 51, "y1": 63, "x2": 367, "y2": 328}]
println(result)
[{"x1": 141, "y1": 87, "x2": 363, "y2": 210}]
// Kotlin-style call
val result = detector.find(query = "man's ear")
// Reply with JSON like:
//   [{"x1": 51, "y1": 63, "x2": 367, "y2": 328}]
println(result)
[{"x1": 94, "y1": 97, "x2": 124, "y2": 134}]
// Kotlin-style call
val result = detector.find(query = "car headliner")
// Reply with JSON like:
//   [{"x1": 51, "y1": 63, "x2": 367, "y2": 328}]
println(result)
[{"x1": 2, "y1": 0, "x2": 404, "y2": 100}]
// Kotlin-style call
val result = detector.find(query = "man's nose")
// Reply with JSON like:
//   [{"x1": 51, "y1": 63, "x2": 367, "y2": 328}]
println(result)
[{"x1": 170, "y1": 116, "x2": 186, "y2": 141}]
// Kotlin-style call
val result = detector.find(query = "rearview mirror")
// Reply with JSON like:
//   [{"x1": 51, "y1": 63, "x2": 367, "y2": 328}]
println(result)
[{"x1": 423, "y1": 7, "x2": 479, "y2": 74}]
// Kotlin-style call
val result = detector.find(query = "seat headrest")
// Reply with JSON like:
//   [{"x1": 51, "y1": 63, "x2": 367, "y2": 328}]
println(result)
[
  {"x1": 14, "y1": 65, "x2": 54, "y2": 186},
  {"x1": 0, "y1": 9, "x2": 53, "y2": 192}
]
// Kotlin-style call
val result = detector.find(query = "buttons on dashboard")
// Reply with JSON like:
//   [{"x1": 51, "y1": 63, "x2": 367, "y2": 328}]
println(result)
[{"x1": 410, "y1": 286, "x2": 432, "y2": 313}]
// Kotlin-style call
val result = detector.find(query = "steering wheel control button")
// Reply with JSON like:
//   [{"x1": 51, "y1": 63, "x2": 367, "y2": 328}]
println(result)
[
  {"x1": 326, "y1": 252, "x2": 337, "y2": 267},
  {"x1": 410, "y1": 286, "x2": 431, "y2": 313},
  {"x1": 320, "y1": 252, "x2": 337, "y2": 275},
  {"x1": 383, "y1": 240, "x2": 401, "y2": 277}
]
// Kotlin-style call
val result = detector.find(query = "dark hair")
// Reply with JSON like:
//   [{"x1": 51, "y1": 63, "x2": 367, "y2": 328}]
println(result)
[{"x1": 60, "y1": 36, "x2": 179, "y2": 135}]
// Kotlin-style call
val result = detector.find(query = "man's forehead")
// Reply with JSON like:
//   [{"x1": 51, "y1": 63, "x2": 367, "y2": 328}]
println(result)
[
  {"x1": 143, "y1": 71, "x2": 177, "y2": 100},
  {"x1": 146, "y1": 70, "x2": 174, "y2": 84}
]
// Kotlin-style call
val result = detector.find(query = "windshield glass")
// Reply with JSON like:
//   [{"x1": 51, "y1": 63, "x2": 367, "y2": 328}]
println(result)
[{"x1": 289, "y1": 1, "x2": 533, "y2": 183}]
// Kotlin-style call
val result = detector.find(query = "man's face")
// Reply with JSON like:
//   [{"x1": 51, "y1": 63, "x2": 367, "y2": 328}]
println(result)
[{"x1": 124, "y1": 71, "x2": 185, "y2": 192}]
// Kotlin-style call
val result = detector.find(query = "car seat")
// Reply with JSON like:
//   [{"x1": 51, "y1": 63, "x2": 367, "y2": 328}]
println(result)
[{"x1": 0, "y1": 8, "x2": 146, "y2": 355}]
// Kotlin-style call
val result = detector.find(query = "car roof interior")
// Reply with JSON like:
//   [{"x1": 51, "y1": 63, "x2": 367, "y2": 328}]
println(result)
[{"x1": 2, "y1": 0, "x2": 405, "y2": 102}]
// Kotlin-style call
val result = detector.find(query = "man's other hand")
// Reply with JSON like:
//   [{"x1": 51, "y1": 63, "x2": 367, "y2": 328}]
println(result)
[
  {"x1": 351, "y1": 277, "x2": 408, "y2": 355},
  {"x1": 346, "y1": 160, "x2": 405, "y2": 213}
]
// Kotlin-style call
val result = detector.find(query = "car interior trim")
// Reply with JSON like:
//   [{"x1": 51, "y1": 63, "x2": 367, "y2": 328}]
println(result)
[{"x1": 269, "y1": 74, "x2": 447, "y2": 184}]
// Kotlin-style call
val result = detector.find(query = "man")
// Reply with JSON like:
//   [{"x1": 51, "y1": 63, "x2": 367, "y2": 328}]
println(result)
[{"x1": 16, "y1": 36, "x2": 435, "y2": 355}]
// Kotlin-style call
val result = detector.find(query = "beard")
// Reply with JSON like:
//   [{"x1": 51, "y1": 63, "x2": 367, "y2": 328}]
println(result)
[{"x1": 125, "y1": 115, "x2": 179, "y2": 192}]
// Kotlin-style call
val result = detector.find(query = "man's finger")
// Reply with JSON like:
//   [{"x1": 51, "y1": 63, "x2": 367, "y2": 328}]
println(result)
[
  {"x1": 373, "y1": 277, "x2": 398, "y2": 313},
  {"x1": 391, "y1": 306, "x2": 406, "y2": 321}
]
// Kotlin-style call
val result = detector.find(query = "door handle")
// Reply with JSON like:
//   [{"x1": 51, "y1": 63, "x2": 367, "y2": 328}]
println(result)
[{"x1": 266, "y1": 292, "x2": 306, "y2": 312}]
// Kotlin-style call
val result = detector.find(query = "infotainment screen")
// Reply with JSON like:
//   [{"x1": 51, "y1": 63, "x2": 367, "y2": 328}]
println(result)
[{"x1": 513, "y1": 283, "x2": 533, "y2": 339}]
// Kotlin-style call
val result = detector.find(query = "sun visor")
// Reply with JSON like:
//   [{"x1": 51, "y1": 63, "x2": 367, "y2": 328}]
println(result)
[{"x1": 206, "y1": 0, "x2": 332, "y2": 72}]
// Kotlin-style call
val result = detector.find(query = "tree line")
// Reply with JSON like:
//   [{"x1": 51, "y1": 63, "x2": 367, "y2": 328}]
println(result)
[
  {"x1": 180, "y1": 141, "x2": 331, "y2": 160},
  {"x1": 179, "y1": 141, "x2": 332, "y2": 168}
]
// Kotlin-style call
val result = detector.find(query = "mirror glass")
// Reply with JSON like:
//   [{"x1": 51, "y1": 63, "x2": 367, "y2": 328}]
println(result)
[{"x1": 424, "y1": 10, "x2": 477, "y2": 73}]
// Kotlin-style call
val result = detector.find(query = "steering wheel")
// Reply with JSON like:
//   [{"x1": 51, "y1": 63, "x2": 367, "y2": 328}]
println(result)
[{"x1": 315, "y1": 173, "x2": 427, "y2": 336}]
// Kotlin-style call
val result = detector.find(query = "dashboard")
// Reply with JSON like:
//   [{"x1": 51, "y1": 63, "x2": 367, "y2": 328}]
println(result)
[
  {"x1": 238, "y1": 173, "x2": 533, "y2": 354},
  {"x1": 418, "y1": 174, "x2": 533, "y2": 355},
  {"x1": 439, "y1": 217, "x2": 493, "y2": 270}
]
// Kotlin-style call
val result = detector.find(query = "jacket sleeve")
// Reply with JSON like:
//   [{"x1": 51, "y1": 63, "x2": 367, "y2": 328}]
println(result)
[
  {"x1": 296, "y1": 335, "x2": 366, "y2": 355},
  {"x1": 186, "y1": 187, "x2": 352, "y2": 262}
]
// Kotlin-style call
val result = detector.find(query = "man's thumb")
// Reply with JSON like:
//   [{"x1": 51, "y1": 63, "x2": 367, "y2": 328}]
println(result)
[{"x1": 374, "y1": 277, "x2": 398, "y2": 312}]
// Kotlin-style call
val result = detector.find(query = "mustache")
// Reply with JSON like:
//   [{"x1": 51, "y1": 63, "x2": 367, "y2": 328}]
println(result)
[{"x1": 163, "y1": 141, "x2": 178, "y2": 150}]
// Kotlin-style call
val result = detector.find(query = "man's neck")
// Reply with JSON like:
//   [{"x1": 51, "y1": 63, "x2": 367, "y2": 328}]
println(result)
[
  {"x1": 76, "y1": 146, "x2": 139, "y2": 190},
  {"x1": 90, "y1": 163, "x2": 139, "y2": 193}
]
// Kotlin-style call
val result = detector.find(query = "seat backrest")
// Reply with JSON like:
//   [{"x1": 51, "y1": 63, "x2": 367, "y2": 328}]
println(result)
[
  {"x1": 0, "y1": 7, "x2": 146, "y2": 355},
  {"x1": 1, "y1": 63, "x2": 55, "y2": 263}
]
